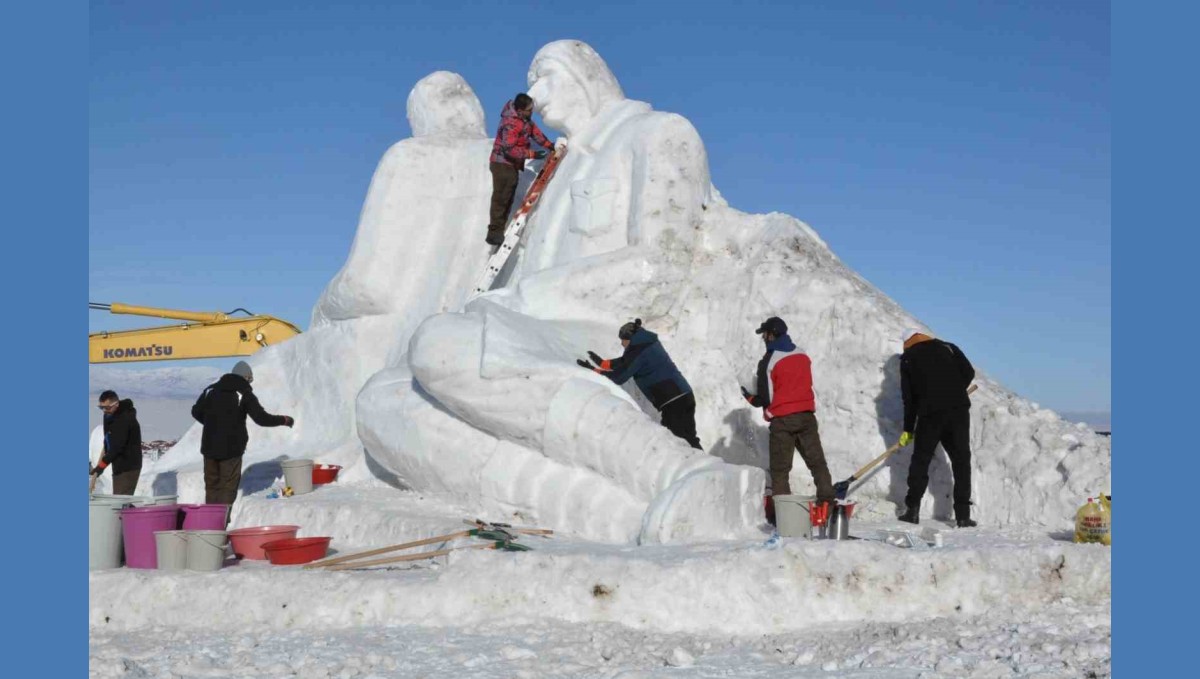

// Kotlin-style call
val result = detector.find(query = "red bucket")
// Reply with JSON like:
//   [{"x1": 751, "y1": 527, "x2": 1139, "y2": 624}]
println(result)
[
  {"x1": 261, "y1": 537, "x2": 331, "y2": 565},
  {"x1": 312, "y1": 464, "x2": 342, "y2": 485}
]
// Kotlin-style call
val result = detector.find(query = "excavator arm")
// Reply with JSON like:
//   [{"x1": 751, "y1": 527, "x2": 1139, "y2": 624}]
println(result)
[{"x1": 89, "y1": 302, "x2": 302, "y2": 364}]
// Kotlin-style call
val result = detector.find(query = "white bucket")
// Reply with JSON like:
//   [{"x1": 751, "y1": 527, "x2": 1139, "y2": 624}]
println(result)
[
  {"x1": 773, "y1": 494, "x2": 814, "y2": 538},
  {"x1": 186, "y1": 530, "x2": 229, "y2": 572},
  {"x1": 89, "y1": 500, "x2": 125, "y2": 570},
  {"x1": 280, "y1": 459, "x2": 314, "y2": 495},
  {"x1": 155, "y1": 530, "x2": 189, "y2": 570}
]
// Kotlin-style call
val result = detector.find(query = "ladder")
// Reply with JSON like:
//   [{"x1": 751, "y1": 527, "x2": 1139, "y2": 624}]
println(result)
[{"x1": 468, "y1": 148, "x2": 567, "y2": 300}]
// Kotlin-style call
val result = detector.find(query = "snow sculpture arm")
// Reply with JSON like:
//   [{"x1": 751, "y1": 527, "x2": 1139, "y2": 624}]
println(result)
[{"x1": 626, "y1": 113, "x2": 711, "y2": 249}]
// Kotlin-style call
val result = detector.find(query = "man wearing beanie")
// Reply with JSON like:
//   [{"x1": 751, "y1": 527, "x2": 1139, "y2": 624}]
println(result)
[
  {"x1": 577, "y1": 319, "x2": 702, "y2": 449},
  {"x1": 742, "y1": 317, "x2": 835, "y2": 518},
  {"x1": 896, "y1": 328, "x2": 977, "y2": 528},
  {"x1": 191, "y1": 360, "x2": 294, "y2": 508}
]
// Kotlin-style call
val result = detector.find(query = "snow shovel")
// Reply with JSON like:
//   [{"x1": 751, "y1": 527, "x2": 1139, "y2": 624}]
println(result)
[
  {"x1": 833, "y1": 384, "x2": 978, "y2": 499},
  {"x1": 303, "y1": 529, "x2": 476, "y2": 569}
]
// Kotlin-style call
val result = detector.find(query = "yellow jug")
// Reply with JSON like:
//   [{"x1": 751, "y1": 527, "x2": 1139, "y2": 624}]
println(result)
[{"x1": 1074, "y1": 497, "x2": 1111, "y2": 545}]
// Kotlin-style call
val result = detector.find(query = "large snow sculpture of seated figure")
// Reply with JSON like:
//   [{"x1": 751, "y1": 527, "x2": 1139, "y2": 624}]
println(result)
[{"x1": 357, "y1": 41, "x2": 765, "y2": 543}]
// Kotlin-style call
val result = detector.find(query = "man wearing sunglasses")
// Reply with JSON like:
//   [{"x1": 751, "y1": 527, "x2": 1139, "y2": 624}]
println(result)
[{"x1": 90, "y1": 390, "x2": 143, "y2": 495}]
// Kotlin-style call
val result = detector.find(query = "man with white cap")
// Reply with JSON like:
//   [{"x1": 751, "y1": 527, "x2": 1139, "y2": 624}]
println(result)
[
  {"x1": 191, "y1": 361, "x2": 294, "y2": 508},
  {"x1": 897, "y1": 328, "x2": 977, "y2": 527}
]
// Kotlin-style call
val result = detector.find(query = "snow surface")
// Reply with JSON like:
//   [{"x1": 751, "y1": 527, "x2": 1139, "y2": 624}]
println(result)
[{"x1": 98, "y1": 40, "x2": 1111, "y2": 676}]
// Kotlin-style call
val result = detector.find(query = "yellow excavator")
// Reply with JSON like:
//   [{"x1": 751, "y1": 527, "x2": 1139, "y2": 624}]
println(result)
[{"x1": 89, "y1": 302, "x2": 302, "y2": 364}]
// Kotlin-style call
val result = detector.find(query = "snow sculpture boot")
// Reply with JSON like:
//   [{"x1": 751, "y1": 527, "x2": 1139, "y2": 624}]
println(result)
[
  {"x1": 955, "y1": 503, "x2": 977, "y2": 528},
  {"x1": 898, "y1": 504, "x2": 920, "y2": 525}
]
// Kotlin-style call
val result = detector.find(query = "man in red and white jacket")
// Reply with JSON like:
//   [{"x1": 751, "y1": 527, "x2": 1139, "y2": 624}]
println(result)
[
  {"x1": 486, "y1": 93, "x2": 554, "y2": 245},
  {"x1": 742, "y1": 317, "x2": 835, "y2": 512}
]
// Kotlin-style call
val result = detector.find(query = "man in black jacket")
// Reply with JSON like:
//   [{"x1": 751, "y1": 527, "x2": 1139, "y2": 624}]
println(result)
[
  {"x1": 191, "y1": 361, "x2": 294, "y2": 506},
  {"x1": 90, "y1": 390, "x2": 142, "y2": 495},
  {"x1": 897, "y1": 328, "x2": 977, "y2": 528}
]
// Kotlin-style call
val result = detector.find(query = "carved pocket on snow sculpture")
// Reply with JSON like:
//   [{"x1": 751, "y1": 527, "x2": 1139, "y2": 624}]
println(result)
[{"x1": 569, "y1": 177, "x2": 619, "y2": 236}]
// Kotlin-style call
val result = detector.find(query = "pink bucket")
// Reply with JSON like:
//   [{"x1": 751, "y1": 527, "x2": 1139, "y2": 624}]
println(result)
[
  {"x1": 121, "y1": 504, "x2": 181, "y2": 569},
  {"x1": 180, "y1": 504, "x2": 229, "y2": 531}
]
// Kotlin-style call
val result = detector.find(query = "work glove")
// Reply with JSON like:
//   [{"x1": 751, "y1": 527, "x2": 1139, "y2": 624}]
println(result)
[
  {"x1": 576, "y1": 359, "x2": 595, "y2": 370},
  {"x1": 898, "y1": 431, "x2": 913, "y2": 447},
  {"x1": 740, "y1": 386, "x2": 752, "y2": 401},
  {"x1": 587, "y1": 351, "x2": 604, "y2": 366},
  {"x1": 283, "y1": 416, "x2": 295, "y2": 428},
  {"x1": 532, "y1": 148, "x2": 549, "y2": 160}
]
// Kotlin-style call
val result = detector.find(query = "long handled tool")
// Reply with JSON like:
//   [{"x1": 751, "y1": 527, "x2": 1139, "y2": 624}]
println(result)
[
  {"x1": 305, "y1": 520, "x2": 552, "y2": 570},
  {"x1": 833, "y1": 384, "x2": 978, "y2": 499}
]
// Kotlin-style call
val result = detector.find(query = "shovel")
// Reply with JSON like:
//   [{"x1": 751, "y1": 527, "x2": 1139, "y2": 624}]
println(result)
[{"x1": 834, "y1": 384, "x2": 978, "y2": 499}]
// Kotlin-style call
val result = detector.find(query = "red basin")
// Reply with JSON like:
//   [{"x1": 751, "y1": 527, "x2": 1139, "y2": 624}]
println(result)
[
  {"x1": 261, "y1": 537, "x2": 332, "y2": 565},
  {"x1": 312, "y1": 464, "x2": 342, "y2": 485},
  {"x1": 227, "y1": 525, "x2": 301, "y2": 560}
]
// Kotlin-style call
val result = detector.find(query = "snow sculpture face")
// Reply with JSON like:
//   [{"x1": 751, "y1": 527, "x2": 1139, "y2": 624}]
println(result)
[
  {"x1": 527, "y1": 40, "x2": 624, "y2": 136},
  {"x1": 406, "y1": 71, "x2": 486, "y2": 138}
]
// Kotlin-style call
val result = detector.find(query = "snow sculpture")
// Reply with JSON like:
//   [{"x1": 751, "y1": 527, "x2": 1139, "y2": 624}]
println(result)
[
  {"x1": 358, "y1": 41, "x2": 1109, "y2": 538},
  {"x1": 141, "y1": 72, "x2": 496, "y2": 498},
  {"x1": 357, "y1": 41, "x2": 765, "y2": 543}
]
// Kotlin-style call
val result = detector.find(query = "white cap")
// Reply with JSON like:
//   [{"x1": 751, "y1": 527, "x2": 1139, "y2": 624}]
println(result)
[{"x1": 901, "y1": 328, "x2": 923, "y2": 343}]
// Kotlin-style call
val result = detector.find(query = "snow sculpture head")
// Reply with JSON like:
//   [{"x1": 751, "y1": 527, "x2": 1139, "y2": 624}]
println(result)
[
  {"x1": 406, "y1": 71, "x2": 486, "y2": 138},
  {"x1": 527, "y1": 40, "x2": 624, "y2": 136}
]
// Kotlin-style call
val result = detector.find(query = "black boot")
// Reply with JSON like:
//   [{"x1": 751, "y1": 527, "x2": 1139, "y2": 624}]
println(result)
[
  {"x1": 485, "y1": 227, "x2": 505, "y2": 246},
  {"x1": 955, "y1": 503, "x2": 977, "y2": 528},
  {"x1": 898, "y1": 504, "x2": 920, "y2": 525}
]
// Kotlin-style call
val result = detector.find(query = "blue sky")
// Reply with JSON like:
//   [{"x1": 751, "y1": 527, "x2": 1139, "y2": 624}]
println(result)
[{"x1": 89, "y1": 1, "x2": 1109, "y2": 414}]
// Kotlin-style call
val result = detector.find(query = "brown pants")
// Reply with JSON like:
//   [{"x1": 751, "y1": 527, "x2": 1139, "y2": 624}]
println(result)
[
  {"x1": 489, "y1": 162, "x2": 520, "y2": 232},
  {"x1": 204, "y1": 456, "x2": 242, "y2": 506},
  {"x1": 111, "y1": 469, "x2": 140, "y2": 495},
  {"x1": 768, "y1": 411, "x2": 834, "y2": 502}
]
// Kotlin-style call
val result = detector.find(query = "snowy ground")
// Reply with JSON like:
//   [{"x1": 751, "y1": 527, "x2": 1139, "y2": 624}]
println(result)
[{"x1": 90, "y1": 483, "x2": 1110, "y2": 678}]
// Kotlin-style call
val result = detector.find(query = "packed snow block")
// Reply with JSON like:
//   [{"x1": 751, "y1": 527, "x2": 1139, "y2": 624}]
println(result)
[{"x1": 138, "y1": 72, "x2": 496, "y2": 497}]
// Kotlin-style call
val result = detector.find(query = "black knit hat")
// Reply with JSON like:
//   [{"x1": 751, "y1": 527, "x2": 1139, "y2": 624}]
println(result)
[
  {"x1": 755, "y1": 317, "x2": 787, "y2": 336},
  {"x1": 618, "y1": 318, "x2": 642, "y2": 340}
]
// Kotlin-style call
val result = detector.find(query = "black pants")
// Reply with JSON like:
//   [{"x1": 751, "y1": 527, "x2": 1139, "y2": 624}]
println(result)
[
  {"x1": 768, "y1": 411, "x2": 834, "y2": 502},
  {"x1": 905, "y1": 406, "x2": 972, "y2": 515},
  {"x1": 111, "y1": 468, "x2": 140, "y2": 495},
  {"x1": 204, "y1": 456, "x2": 243, "y2": 508},
  {"x1": 660, "y1": 392, "x2": 702, "y2": 449},
  {"x1": 489, "y1": 162, "x2": 520, "y2": 234}
]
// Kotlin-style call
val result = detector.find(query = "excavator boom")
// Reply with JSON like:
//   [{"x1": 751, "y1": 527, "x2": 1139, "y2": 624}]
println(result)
[{"x1": 88, "y1": 302, "x2": 301, "y2": 364}]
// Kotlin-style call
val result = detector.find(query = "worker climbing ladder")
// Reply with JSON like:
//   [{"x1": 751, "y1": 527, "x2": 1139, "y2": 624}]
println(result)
[{"x1": 468, "y1": 148, "x2": 567, "y2": 300}]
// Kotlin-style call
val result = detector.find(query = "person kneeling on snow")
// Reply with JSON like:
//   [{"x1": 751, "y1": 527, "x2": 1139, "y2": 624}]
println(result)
[
  {"x1": 191, "y1": 361, "x2": 294, "y2": 510},
  {"x1": 741, "y1": 317, "x2": 835, "y2": 518},
  {"x1": 897, "y1": 328, "x2": 977, "y2": 528},
  {"x1": 577, "y1": 319, "x2": 702, "y2": 449}
]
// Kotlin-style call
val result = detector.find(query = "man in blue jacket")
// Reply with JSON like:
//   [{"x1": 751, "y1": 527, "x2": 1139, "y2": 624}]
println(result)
[{"x1": 577, "y1": 319, "x2": 702, "y2": 449}]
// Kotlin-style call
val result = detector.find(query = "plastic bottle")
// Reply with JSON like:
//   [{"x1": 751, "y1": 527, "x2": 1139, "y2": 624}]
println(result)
[{"x1": 1074, "y1": 497, "x2": 1111, "y2": 545}]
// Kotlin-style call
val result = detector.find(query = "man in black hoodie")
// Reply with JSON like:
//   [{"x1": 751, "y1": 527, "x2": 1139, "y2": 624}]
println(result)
[
  {"x1": 191, "y1": 361, "x2": 294, "y2": 506},
  {"x1": 90, "y1": 390, "x2": 142, "y2": 495},
  {"x1": 897, "y1": 328, "x2": 977, "y2": 528}
]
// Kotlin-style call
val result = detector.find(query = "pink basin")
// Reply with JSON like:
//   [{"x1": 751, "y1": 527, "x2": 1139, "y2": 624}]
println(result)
[{"x1": 227, "y1": 525, "x2": 301, "y2": 560}]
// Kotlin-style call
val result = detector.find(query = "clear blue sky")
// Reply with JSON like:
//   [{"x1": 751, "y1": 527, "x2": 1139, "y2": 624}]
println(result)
[{"x1": 89, "y1": 1, "x2": 1109, "y2": 414}]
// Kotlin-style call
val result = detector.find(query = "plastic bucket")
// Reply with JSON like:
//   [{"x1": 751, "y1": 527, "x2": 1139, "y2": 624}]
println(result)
[
  {"x1": 154, "y1": 530, "x2": 189, "y2": 570},
  {"x1": 186, "y1": 530, "x2": 229, "y2": 572},
  {"x1": 228, "y1": 525, "x2": 301, "y2": 560},
  {"x1": 89, "y1": 500, "x2": 125, "y2": 570},
  {"x1": 91, "y1": 494, "x2": 152, "y2": 507},
  {"x1": 180, "y1": 504, "x2": 229, "y2": 531},
  {"x1": 145, "y1": 494, "x2": 179, "y2": 506},
  {"x1": 121, "y1": 504, "x2": 182, "y2": 569},
  {"x1": 773, "y1": 495, "x2": 814, "y2": 538},
  {"x1": 281, "y1": 459, "x2": 314, "y2": 495},
  {"x1": 312, "y1": 464, "x2": 342, "y2": 485}
]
